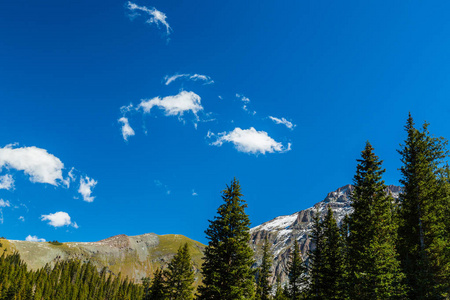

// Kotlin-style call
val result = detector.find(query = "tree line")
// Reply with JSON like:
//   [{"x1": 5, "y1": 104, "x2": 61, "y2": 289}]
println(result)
[
  {"x1": 1, "y1": 114, "x2": 449, "y2": 299},
  {"x1": 0, "y1": 252, "x2": 143, "y2": 299}
]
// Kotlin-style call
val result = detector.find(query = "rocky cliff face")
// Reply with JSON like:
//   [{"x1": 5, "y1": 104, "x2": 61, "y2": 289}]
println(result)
[
  {"x1": 249, "y1": 184, "x2": 401, "y2": 285},
  {"x1": 1, "y1": 233, "x2": 205, "y2": 284}
]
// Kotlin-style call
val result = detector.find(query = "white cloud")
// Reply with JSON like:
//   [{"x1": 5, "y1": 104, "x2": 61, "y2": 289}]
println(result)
[
  {"x1": 155, "y1": 180, "x2": 171, "y2": 195},
  {"x1": 269, "y1": 116, "x2": 296, "y2": 130},
  {"x1": 164, "y1": 74, "x2": 214, "y2": 85},
  {"x1": 78, "y1": 176, "x2": 97, "y2": 202},
  {"x1": 0, "y1": 199, "x2": 10, "y2": 208},
  {"x1": 41, "y1": 211, "x2": 74, "y2": 228},
  {"x1": 138, "y1": 91, "x2": 203, "y2": 121},
  {"x1": 192, "y1": 190, "x2": 198, "y2": 196},
  {"x1": 236, "y1": 94, "x2": 250, "y2": 103},
  {"x1": 0, "y1": 144, "x2": 65, "y2": 185},
  {"x1": 25, "y1": 235, "x2": 46, "y2": 242},
  {"x1": 0, "y1": 174, "x2": 14, "y2": 190},
  {"x1": 68, "y1": 167, "x2": 76, "y2": 182},
  {"x1": 127, "y1": 1, "x2": 172, "y2": 35},
  {"x1": 236, "y1": 94, "x2": 256, "y2": 114},
  {"x1": 209, "y1": 127, "x2": 291, "y2": 155},
  {"x1": 18, "y1": 216, "x2": 25, "y2": 222},
  {"x1": 118, "y1": 117, "x2": 136, "y2": 141}
]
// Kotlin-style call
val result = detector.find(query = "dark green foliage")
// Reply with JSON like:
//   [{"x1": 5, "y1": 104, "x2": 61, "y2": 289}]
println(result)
[
  {"x1": 47, "y1": 240, "x2": 63, "y2": 246},
  {"x1": 147, "y1": 268, "x2": 167, "y2": 300},
  {"x1": 286, "y1": 240, "x2": 307, "y2": 300},
  {"x1": 397, "y1": 114, "x2": 450, "y2": 298},
  {"x1": 197, "y1": 178, "x2": 255, "y2": 300},
  {"x1": 273, "y1": 276, "x2": 288, "y2": 300},
  {"x1": 308, "y1": 207, "x2": 346, "y2": 300},
  {"x1": 347, "y1": 141, "x2": 405, "y2": 299},
  {"x1": 256, "y1": 238, "x2": 272, "y2": 300},
  {"x1": 142, "y1": 276, "x2": 152, "y2": 300},
  {"x1": 0, "y1": 252, "x2": 143, "y2": 300},
  {"x1": 164, "y1": 243, "x2": 195, "y2": 300}
]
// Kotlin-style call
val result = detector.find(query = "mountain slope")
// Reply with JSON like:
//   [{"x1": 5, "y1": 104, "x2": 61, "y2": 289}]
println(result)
[
  {"x1": 0, "y1": 233, "x2": 205, "y2": 285},
  {"x1": 250, "y1": 184, "x2": 401, "y2": 285}
]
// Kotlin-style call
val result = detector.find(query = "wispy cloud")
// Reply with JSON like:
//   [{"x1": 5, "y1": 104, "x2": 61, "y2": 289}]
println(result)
[
  {"x1": 0, "y1": 174, "x2": 14, "y2": 190},
  {"x1": 139, "y1": 91, "x2": 203, "y2": 122},
  {"x1": 268, "y1": 116, "x2": 296, "y2": 130},
  {"x1": 26, "y1": 235, "x2": 46, "y2": 242},
  {"x1": 18, "y1": 216, "x2": 25, "y2": 222},
  {"x1": 41, "y1": 211, "x2": 76, "y2": 228},
  {"x1": 78, "y1": 176, "x2": 97, "y2": 202},
  {"x1": 118, "y1": 117, "x2": 135, "y2": 141},
  {"x1": 0, "y1": 199, "x2": 10, "y2": 208},
  {"x1": 126, "y1": 1, "x2": 172, "y2": 35},
  {"x1": 208, "y1": 127, "x2": 291, "y2": 155},
  {"x1": 236, "y1": 94, "x2": 256, "y2": 115},
  {"x1": 192, "y1": 190, "x2": 198, "y2": 196},
  {"x1": 154, "y1": 180, "x2": 171, "y2": 195},
  {"x1": 164, "y1": 74, "x2": 214, "y2": 85}
]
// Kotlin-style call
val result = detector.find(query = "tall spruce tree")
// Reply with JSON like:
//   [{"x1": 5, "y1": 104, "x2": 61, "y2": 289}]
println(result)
[
  {"x1": 148, "y1": 268, "x2": 167, "y2": 300},
  {"x1": 308, "y1": 206, "x2": 346, "y2": 300},
  {"x1": 286, "y1": 240, "x2": 306, "y2": 300},
  {"x1": 256, "y1": 238, "x2": 273, "y2": 300},
  {"x1": 348, "y1": 141, "x2": 405, "y2": 299},
  {"x1": 164, "y1": 243, "x2": 195, "y2": 300},
  {"x1": 397, "y1": 114, "x2": 450, "y2": 298},
  {"x1": 273, "y1": 276, "x2": 288, "y2": 300},
  {"x1": 197, "y1": 178, "x2": 255, "y2": 300}
]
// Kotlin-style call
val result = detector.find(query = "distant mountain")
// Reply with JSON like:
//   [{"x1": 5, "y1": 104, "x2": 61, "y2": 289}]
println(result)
[
  {"x1": 1, "y1": 184, "x2": 402, "y2": 287},
  {"x1": 249, "y1": 184, "x2": 401, "y2": 285},
  {"x1": 1, "y1": 233, "x2": 205, "y2": 285}
]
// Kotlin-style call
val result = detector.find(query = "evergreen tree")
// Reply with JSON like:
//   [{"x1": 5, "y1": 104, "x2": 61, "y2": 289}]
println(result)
[
  {"x1": 148, "y1": 268, "x2": 167, "y2": 300},
  {"x1": 142, "y1": 277, "x2": 152, "y2": 300},
  {"x1": 197, "y1": 178, "x2": 255, "y2": 300},
  {"x1": 397, "y1": 114, "x2": 450, "y2": 298},
  {"x1": 347, "y1": 141, "x2": 405, "y2": 299},
  {"x1": 273, "y1": 276, "x2": 288, "y2": 300},
  {"x1": 256, "y1": 238, "x2": 273, "y2": 300},
  {"x1": 308, "y1": 206, "x2": 346, "y2": 300},
  {"x1": 286, "y1": 240, "x2": 306, "y2": 300},
  {"x1": 164, "y1": 243, "x2": 195, "y2": 300}
]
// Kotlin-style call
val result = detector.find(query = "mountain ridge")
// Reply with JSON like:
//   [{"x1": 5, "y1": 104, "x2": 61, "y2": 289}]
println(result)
[{"x1": 249, "y1": 184, "x2": 401, "y2": 285}]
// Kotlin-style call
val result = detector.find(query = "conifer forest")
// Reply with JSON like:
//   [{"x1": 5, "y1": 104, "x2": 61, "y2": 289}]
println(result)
[{"x1": 1, "y1": 115, "x2": 449, "y2": 299}]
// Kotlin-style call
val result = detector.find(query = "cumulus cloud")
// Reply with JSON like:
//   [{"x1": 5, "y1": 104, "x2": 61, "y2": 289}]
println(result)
[
  {"x1": 164, "y1": 74, "x2": 214, "y2": 85},
  {"x1": 41, "y1": 211, "x2": 74, "y2": 228},
  {"x1": 127, "y1": 1, "x2": 172, "y2": 35},
  {"x1": 209, "y1": 127, "x2": 291, "y2": 155},
  {"x1": 138, "y1": 91, "x2": 203, "y2": 121},
  {"x1": 0, "y1": 144, "x2": 65, "y2": 185},
  {"x1": 26, "y1": 235, "x2": 46, "y2": 242},
  {"x1": 0, "y1": 199, "x2": 10, "y2": 207},
  {"x1": 269, "y1": 116, "x2": 296, "y2": 130},
  {"x1": 0, "y1": 174, "x2": 14, "y2": 190},
  {"x1": 78, "y1": 176, "x2": 97, "y2": 202},
  {"x1": 118, "y1": 117, "x2": 135, "y2": 141}
]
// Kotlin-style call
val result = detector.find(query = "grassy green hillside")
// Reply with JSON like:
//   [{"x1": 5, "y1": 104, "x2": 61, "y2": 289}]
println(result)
[{"x1": 0, "y1": 233, "x2": 205, "y2": 285}]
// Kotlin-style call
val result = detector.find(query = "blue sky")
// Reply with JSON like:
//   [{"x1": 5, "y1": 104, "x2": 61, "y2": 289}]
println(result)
[{"x1": 1, "y1": 1, "x2": 450, "y2": 244}]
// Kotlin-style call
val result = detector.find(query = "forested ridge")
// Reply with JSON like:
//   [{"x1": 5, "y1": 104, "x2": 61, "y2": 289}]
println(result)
[{"x1": 1, "y1": 114, "x2": 449, "y2": 299}]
